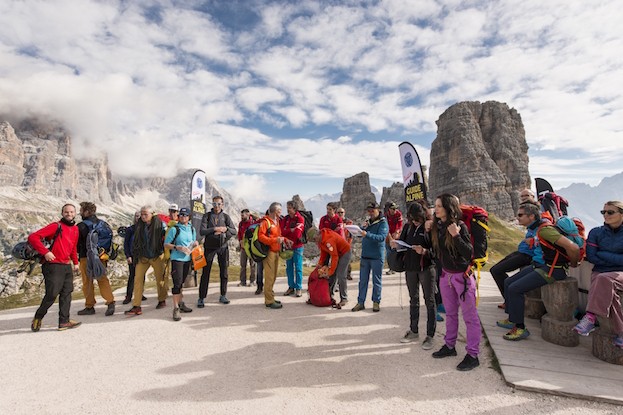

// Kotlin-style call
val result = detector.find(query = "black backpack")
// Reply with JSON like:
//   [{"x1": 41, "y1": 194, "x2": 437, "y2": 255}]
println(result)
[{"x1": 298, "y1": 211, "x2": 314, "y2": 244}]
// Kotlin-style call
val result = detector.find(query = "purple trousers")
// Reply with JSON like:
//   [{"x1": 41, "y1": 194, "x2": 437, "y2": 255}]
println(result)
[
  {"x1": 587, "y1": 271, "x2": 623, "y2": 335},
  {"x1": 439, "y1": 269, "x2": 481, "y2": 357}
]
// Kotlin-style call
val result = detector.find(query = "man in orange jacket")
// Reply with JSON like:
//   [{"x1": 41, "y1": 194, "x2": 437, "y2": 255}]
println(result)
[
  {"x1": 316, "y1": 228, "x2": 352, "y2": 307},
  {"x1": 258, "y1": 202, "x2": 292, "y2": 309}
]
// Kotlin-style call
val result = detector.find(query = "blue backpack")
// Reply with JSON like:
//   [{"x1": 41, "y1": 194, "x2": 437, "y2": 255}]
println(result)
[{"x1": 83, "y1": 219, "x2": 114, "y2": 253}]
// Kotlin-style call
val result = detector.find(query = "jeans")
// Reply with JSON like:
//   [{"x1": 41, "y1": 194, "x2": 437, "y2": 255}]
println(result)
[
  {"x1": 329, "y1": 251, "x2": 352, "y2": 301},
  {"x1": 357, "y1": 257, "x2": 383, "y2": 304},
  {"x1": 200, "y1": 246, "x2": 229, "y2": 298},
  {"x1": 35, "y1": 263, "x2": 74, "y2": 324},
  {"x1": 406, "y1": 267, "x2": 436, "y2": 337},
  {"x1": 440, "y1": 269, "x2": 481, "y2": 357},
  {"x1": 504, "y1": 264, "x2": 566, "y2": 326},
  {"x1": 490, "y1": 251, "x2": 532, "y2": 298},
  {"x1": 286, "y1": 247, "x2": 304, "y2": 290}
]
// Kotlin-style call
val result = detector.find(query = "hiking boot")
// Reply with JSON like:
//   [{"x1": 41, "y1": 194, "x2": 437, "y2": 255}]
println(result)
[
  {"x1": 179, "y1": 302, "x2": 192, "y2": 313},
  {"x1": 273, "y1": 299, "x2": 282, "y2": 304},
  {"x1": 124, "y1": 306, "x2": 142, "y2": 316},
  {"x1": 31, "y1": 318, "x2": 42, "y2": 332},
  {"x1": 156, "y1": 300, "x2": 167, "y2": 309},
  {"x1": 422, "y1": 336, "x2": 434, "y2": 350},
  {"x1": 237, "y1": 282, "x2": 247, "y2": 287},
  {"x1": 385, "y1": 270, "x2": 395, "y2": 275},
  {"x1": 436, "y1": 312, "x2": 444, "y2": 322},
  {"x1": 105, "y1": 303, "x2": 115, "y2": 316},
  {"x1": 122, "y1": 296, "x2": 131, "y2": 305},
  {"x1": 432, "y1": 344, "x2": 457, "y2": 359},
  {"x1": 400, "y1": 330, "x2": 419, "y2": 343},
  {"x1": 373, "y1": 302, "x2": 380, "y2": 312},
  {"x1": 219, "y1": 295, "x2": 230, "y2": 304},
  {"x1": 573, "y1": 315, "x2": 596, "y2": 336},
  {"x1": 351, "y1": 303, "x2": 365, "y2": 312},
  {"x1": 58, "y1": 320, "x2": 82, "y2": 331},
  {"x1": 142, "y1": 296, "x2": 147, "y2": 301},
  {"x1": 197, "y1": 298, "x2": 205, "y2": 308},
  {"x1": 614, "y1": 334, "x2": 623, "y2": 349},
  {"x1": 249, "y1": 281, "x2": 256, "y2": 286},
  {"x1": 346, "y1": 275, "x2": 353, "y2": 280},
  {"x1": 503, "y1": 326, "x2": 530, "y2": 341},
  {"x1": 77, "y1": 307, "x2": 95, "y2": 316},
  {"x1": 338, "y1": 299, "x2": 348, "y2": 307},
  {"x1": 497, "y1": 302, "x2": 506, "y2": 309},
  {"x1": 295, "y1": 289, "x2": 302, "y2": 297},
  {"x1": 255, "y1": 287, "x2": 262, "y2": 295},
  {"x1": 457, "y1": 354, "x2": 480, "y2": 371},
  {"x1": 283, "y1": 288, "x2": 295, "y2": 296},
  {"x1": 173, "y1": 307, "x2": 181, "y2": 321},
  {"x1": 496, "y1": 319, "x2": 514, "y2": 329},
  {"x1": 265, "y1": 302, "x2": 283, "y2": 309}
]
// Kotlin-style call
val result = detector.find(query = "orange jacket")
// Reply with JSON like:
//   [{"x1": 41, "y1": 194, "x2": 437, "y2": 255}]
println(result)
[
  {"x1": 318, "y1": 228, "x2": 351, "y2": 276},
  {"x1": 258, "y1": 215, "x2": 282, "y2": 252}
]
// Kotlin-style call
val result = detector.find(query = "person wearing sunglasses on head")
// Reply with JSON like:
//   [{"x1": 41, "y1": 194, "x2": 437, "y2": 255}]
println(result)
[
  {"x1": 573, "y1": 201, "x2": 623, "y2": 349},
  {"x1": 198, "y1": 195, "x2": 237, "y2": 307}
]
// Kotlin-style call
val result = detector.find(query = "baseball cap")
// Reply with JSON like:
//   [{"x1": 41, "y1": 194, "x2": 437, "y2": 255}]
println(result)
[
  {"x1": 179, "y1": 207, "x2": 190, "y2": 216},
  {"x1": 168, "y1": 203, "x2": 179, "y2": 211},
  {"x1": 366, "y1": 202, "x2": 380, "y2": 210}
]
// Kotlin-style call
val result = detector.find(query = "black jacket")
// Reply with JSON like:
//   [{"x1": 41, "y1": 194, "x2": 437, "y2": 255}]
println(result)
[
  {"x1": 431, "y1": 221, "x2": 473, "y2": 273},
  {"x1": 200, "y1": 210, "x2": 236, "y2": 250},
  {"x1": 399, "y1": 222, "x2": 433, "y2": 272}
]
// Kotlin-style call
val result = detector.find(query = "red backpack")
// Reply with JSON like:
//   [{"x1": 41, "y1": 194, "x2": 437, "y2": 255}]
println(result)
[
  {"x1": 460, "y1": 205, "x2": 490, "y2": 263},
  {"x1": 307, "y1": 268, "x2": 333, "y2": 307}
]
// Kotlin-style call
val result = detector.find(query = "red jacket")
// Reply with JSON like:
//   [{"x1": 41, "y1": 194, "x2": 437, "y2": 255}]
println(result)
[
  {"x1": 28, "y1": 221, "x2": 79, "y2": 265},
  {"x1": 319, "y1": 214, "x2": 344, "y2": 238},
  {"x1": 237, "y1": 218, "x2": 254, "y2": 241},
  {"x1": 386, "y1": 209, "x2": 403, "y2": 238},
  {"x1": 318, "y1": 228, "x2": 351, "y2": 276},
  {"x1": 280, "y1": 212, "x2": 305, "y2": 248}
]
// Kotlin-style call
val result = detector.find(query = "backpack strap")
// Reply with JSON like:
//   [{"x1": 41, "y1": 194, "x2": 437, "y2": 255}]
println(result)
[
  {"x1": 171, "y1": 225, "x2": 181, "y2": 246},
  {"x1": 49, "y1": 223, "x2": 63, "y2": 251}
]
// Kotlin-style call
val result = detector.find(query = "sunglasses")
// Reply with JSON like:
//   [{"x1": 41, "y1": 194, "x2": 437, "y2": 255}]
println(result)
[
  {"x1": 601, "y1": 210, "x2": 620, "y2": 215},
  {"x1": 179, "y1": 213, "x2": 190, "y2": 217},
  {"x1": 337, "y1": 211, "x2": 345, "y2": 214},
  {"x1": 213, "y1": 202, "x2": 223, "y2": 206}
]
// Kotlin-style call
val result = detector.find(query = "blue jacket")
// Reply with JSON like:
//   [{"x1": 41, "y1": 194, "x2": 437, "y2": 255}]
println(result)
[
  {"x1": 361, "y1": 216, "x2": 389, "y2": 260},
  {"x1": 165, "y1": 223, "x2": 196, "y2": 262},
  {"x1": 123, "y1": 224, "x2": 135, "y2": 259},
  {"x1": 586, "y1": 224, "x2": 623, "y2": 273},
  {"x1": 518, "y1": 219, "x2": 546, "y2": 263}
]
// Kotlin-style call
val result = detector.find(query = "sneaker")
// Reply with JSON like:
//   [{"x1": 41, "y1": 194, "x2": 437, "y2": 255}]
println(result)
[
  {"x1": 400, "y1": 330, "x2": 419, "y2": 343},
  {"x1": 457, "y1": 354, "x2": 480, "y2": 371},
  {"x1": 338, "y1": 299, "x2": 348, "y2": 307},
  {"x1": 346, "y1": 275, "x2": 353, "y2": 280},
  {"x1": 573, "y1": 315, "x2": 596, "y2": 336},
  {"x1": 436, "y1": 312, "x2": 444, "y2": 322},
  {"x1": 295, "y1": 289, "x2": 302, "y2": 297},
  {"x1": 373, "y1": 302, "x2": 380, "y2": 312},
  {"x1": 351, "y1": 303, "x2": 365, "y2": 312},
  {"x1": 249, "y1": 281, "x2": 256, "y2": 286},
  {"x1": 31, "y1": 318, "x2": 42, "y2": 332},
  {"x1": 77, "y1": 307, "x2": 95, "y2": 316},
  {"x1": 432, "y1": 344, "x2": 457, "y2": 359},
  {"x1": 503, "y1": 326, "x2": 530, "y2": 341},
  {"x1": 122, "y1": 296, "x2": 131, "y2": 305},
  {"x1": 156, "y1": 300, "x2": 167, "y2": 309},
  {"x1": 437, "y1": 304, "x2": 446, "y2": 314},
  {"x1": 265, "y1": 302, "x2": 283, "y2": 309},
  {"x1": 173, "y1": 307, "x2": 181, "y2": 321},
  {"x1": 105, "y1": 303, "x2": 115, "y2": 316},
  {"x1": 179, "y1": 302, "x2": 192, "y2": 313},
  {"x1": 614, "y1": 334, "x2": 623, "y2": 348},
  {"x1": 58, "y1": 320, "x2": 82, "y2": 331},
  {"x1": 124, "y1": 306, "x2": 142, "y2": 316},
  {"x1": 496, "y1": 319, "x2": 514, "y2": 329},
  {"x1": 237, "y1": 282, "x2": 247, "y2": 287},
  {"x1": 283, "y1": 288, "x2": 295, "y2": 296},
  {"x1": 385, "y1": 270, "x2": 395, "y2": 275},
  {"x1": 197, "y1": 298, "x2": 205, "y2": 308},
  {"x1": 254, "y1": 287, "x2": 262, "y2": 295},
  {"x1": 219, "y1": 295, "x2": 230, "y2": 304},
  {"x1": 422, "y1": 336, "x2": 434, "y2": 350}
]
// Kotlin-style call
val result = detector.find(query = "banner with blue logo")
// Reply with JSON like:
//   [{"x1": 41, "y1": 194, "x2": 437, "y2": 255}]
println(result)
[
  {"x1": 190, "y1": 169, "x2": 206, "y2": 241},
  {"x1": 398, "y1": 141, "x2": 427, "y2": 204}
]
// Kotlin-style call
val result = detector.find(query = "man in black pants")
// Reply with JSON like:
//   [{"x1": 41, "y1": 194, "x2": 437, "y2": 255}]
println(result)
[
  {"x1": 198, "y1": 195, "x2": 236, "y2": 307},
  {"x1": 28, "y1": 204, "x2": 82, "y2": 331},
  {"x1": 490, "y1": 202, "x2": 543, "y2": 306}
]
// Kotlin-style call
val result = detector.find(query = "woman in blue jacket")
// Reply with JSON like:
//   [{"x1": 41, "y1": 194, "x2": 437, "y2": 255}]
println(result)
[
  {"x1": 574, "y1": 200, "x2": 623, "y2": 348},
  {"x1": 352, "y1": 202, "x2": 389, "y2": 313}
]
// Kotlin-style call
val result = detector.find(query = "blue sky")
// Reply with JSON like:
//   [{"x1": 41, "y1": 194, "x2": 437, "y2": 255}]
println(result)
[{"x1": 1, "y1": 0, "x2": 622, "y2": 207}]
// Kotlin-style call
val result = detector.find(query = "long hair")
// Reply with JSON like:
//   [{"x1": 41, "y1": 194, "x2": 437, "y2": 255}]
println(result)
[{"x1": 431, "y1": 193, "x2": 462, "y2": 257}]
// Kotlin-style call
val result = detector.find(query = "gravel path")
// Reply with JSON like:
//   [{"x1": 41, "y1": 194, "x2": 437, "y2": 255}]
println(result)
[{"x1": 0, "y1": 273, "x2": 620, "y2": 414}]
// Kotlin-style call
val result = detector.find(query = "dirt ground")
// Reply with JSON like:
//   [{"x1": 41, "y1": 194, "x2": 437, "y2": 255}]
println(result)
[{"x1": 0, "y1": 272, "x2": 620, "y2": 415}]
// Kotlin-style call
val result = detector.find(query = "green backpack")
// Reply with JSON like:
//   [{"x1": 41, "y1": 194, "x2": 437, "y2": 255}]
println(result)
[{"x1": 243, "y1": 219, "x2": 271, "y2": 263}]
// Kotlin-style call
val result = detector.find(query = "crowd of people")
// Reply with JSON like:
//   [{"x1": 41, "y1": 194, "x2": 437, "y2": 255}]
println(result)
[{"x1": 26, "y1": 192, "x2": 623, "y2": 371}]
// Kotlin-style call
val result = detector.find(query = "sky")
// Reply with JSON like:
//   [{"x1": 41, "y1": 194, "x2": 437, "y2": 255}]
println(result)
[{"x1": 1, "y1": 0, "x2": 622, "y2": 207}]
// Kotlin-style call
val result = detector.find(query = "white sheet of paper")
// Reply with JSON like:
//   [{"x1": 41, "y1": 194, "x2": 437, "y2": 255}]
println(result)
[
  {"x1": 344, "y1": 224, "x2": 363, "y2": 236},
  {"x1": 394, "y1": 240, "x2": 413, "y2": 250}
]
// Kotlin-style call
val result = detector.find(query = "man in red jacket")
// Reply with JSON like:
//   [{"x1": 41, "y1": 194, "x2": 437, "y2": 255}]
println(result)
[
  {"x1": 319, "y1": 202, "x2": 344, "y2": 238},
  {"x1": 237, "y1": 208, "x2": 256, "y2": 286},
  {"x1": 385, "y1": 201, "x2": 403, "y2": 275},
  {"x1": 28, "y1": 203, "x2": 81, "y2": 332},
  {"x1": 280, "y1": 201, "x2": 305, "y2": 297}
]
